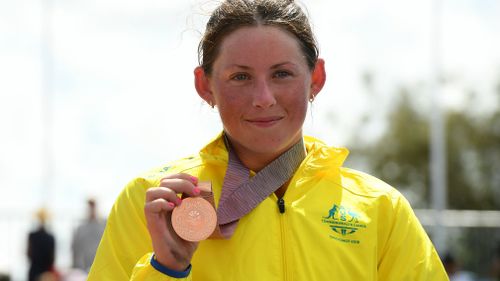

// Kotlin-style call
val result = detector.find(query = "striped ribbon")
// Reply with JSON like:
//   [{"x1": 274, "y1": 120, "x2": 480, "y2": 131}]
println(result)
[{"x1": 217, "y1": 134, "x2": 306, "y2": 238}]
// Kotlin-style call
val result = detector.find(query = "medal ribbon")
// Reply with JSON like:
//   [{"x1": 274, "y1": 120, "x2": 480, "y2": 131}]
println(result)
[{"x1": 216, "y1": 134, "x2": 306, "y2": 238}]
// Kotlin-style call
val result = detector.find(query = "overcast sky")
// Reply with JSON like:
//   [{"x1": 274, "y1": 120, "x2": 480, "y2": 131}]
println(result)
[{"x1": 0, "y1": 0, "x2": 499, "y2": 277}]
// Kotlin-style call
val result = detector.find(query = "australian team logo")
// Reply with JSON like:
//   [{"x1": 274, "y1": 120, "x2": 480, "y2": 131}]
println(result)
[{"x1": 322, "y1": 204, "x2": 367, "y2": 243}]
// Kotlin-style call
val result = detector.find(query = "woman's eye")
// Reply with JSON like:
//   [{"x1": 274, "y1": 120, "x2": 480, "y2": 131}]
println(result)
[
  {"x1": 231, "y1": 73, "x2": 249, "y2": 81},
  {"x1": 274, "y1": 70, "x2": 292, "y2": 79}
]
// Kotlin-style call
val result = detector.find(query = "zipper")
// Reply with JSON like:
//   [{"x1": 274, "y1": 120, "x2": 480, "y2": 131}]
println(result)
[
  {"x1": 277, "y1": 198, "x2": 285, "y2": 213},
  {"x1": 278, "y1": 197, "x2": 289, "y2": 280}
]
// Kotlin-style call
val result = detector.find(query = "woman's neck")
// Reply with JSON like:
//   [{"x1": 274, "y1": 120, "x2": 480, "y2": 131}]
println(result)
[
  {"x1": 225, "y1": 135, "x2": 305, "y2": 172},
  {"x1": 236, "y1": 149, "x2": 281, "y2": 172}
]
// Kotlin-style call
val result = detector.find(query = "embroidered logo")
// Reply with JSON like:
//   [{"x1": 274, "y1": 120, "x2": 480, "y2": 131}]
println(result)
[{"x1": 322, "y1": 204, "x2": 366, "y2": 244}]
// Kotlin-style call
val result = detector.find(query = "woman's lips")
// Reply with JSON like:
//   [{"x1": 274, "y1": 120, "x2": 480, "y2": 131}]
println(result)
[{"x1": 245, "y1": 116, "x2": 283, "y2": 127}]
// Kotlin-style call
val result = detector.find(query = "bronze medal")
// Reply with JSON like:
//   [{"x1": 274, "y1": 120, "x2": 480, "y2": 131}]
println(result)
[{"x1": 171, "y1": 197, "x2": 217, "y2": 242}]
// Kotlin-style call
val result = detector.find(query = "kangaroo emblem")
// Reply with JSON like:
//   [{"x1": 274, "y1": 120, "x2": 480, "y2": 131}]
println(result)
[{"x1": 323, "y1": 204, "x2": 339, "y2": 219}]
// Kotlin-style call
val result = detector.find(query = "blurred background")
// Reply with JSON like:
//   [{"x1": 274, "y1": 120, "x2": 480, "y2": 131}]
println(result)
[{"x1": 1, "y1": 0, "x2": 499, "y2": 280}]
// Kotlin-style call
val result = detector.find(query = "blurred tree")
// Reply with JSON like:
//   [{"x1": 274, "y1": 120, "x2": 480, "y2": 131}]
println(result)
[
  {"x1": 346, "y1": 74, "x2": 500, "y2": 210},
  {"x1": 343, "y1": 72, "x2": 500, "y2": 277}
]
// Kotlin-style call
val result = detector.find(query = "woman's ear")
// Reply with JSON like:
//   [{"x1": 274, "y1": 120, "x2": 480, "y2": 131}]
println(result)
[
  {"x1": 194, "y1": 66, "x2": 214, "y2": 106},
  {"x1": 309, "y1": 58, "x2": 326, "y2": 100}
]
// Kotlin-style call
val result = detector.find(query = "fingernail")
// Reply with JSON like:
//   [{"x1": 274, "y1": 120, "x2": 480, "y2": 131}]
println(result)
[
  {"x1": 193, "y1": 187, "x2": 201, "y2": 195},
  {"x1": 167, "y1": 202, "x2": 175, "y2": 208},
  {"x1": 190, "y1": 176, "x2": 198, "y2": 184},
  {"x1": 176, "y1": 198, "x2": 182, "y2": 205}
]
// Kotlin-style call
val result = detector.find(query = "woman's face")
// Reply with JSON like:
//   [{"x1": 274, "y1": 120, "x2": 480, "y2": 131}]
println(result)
[{"x1": 196, "y1": 26, "x2": 325, "y2": 168}]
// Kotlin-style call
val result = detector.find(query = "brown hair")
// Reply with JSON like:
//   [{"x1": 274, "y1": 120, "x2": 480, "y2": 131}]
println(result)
[{"x1": 198, "y1": 0, "x2": 319, "y2": 74}]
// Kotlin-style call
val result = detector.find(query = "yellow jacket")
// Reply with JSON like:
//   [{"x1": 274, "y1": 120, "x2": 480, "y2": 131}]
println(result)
[{"x1": 88, "y1": 134, "x2": 449, "y2": 280}]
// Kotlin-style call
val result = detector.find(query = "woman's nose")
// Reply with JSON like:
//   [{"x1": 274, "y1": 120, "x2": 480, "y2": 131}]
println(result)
[{"x1": 252, "y1": 79, "x2": 276, "y2": 108}]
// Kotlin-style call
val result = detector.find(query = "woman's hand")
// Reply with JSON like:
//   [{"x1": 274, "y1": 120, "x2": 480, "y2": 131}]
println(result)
[{"x1": 144, "y1": 173, "x2": 201, "y2": 271}]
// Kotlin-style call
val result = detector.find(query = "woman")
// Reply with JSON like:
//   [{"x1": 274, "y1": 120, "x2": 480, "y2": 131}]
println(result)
[{"x1": 88, "y1": 0, "x2": 448, "y2": 280}]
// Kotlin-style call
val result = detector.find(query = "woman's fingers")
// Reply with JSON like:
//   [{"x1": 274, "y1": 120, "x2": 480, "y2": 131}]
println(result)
[
  {"x1": 145, "y1": 173, "x2": 202, "y2": 214},
  {"x1": 144, "y1": 197, "x2": 175, "y2": 214},
  {"x1": 146, "y1": 187, "x2": 182, "y2": 207},
  {"x1": 159, "y1": 173, "x2": 201, "y2": 197}
]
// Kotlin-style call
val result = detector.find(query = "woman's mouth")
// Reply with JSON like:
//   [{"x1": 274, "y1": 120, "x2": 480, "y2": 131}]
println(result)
[{"x1": 245, "y1": 116, "x2": 283, "y2": 127}]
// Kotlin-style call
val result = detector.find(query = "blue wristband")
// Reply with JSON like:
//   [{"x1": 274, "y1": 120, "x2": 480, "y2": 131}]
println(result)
[{"x1": 150, "y1": 254, "x2": 192, "y2": 278}]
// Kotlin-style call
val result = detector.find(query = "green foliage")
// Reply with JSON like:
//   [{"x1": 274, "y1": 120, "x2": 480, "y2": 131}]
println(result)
[
  {"x1": 446, "y1": 111, "x2": 500, "y2": 209},
  {"x1": 346, "y1": 77, "x2": 500, "y2": 210},
  {"x1": 343, "y1": 72, "x2": 500, "y2": 278}
]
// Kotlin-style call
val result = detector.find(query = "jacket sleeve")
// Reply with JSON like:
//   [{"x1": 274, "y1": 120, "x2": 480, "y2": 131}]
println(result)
[
  {"x1": 377, "y1": 193, "x2": 449, "y2": 281},
  {"x1": 131, "y1": 253, "x2": 192, "y2": 281},
  {"x1": 87, "y1": 177, "x2": 193, "y2": 280}
]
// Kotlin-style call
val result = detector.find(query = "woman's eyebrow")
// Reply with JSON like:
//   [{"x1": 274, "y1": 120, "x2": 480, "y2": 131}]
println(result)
[
  {"x1": 270, "y1": 62, "x2": 296, "y2": 69},
  {"x1": 224, "y1": 62, "x2": 296, "y2": 70},
  {"x1": 226, "y1": 64, "x2": 251, "y2": 70}
]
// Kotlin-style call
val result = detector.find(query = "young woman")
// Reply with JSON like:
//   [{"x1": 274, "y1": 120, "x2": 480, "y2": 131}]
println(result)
[{"x1": 88, "y1": 0, "x2": 448, "y2": 280}]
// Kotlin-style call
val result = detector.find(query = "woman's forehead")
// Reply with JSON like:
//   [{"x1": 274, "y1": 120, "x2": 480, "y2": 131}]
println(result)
[
  {"x1": 220, "y1": 25, "x2": 299, "y2": 49},
  {"x1": 214, "y1": 26, "x2": 307, "y2": 69}
]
